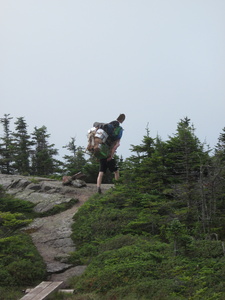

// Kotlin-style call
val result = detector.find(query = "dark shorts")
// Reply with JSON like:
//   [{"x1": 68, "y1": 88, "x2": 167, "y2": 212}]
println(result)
[{"x1": 99, "y1": 158, "x2": 118, "y2": 173}]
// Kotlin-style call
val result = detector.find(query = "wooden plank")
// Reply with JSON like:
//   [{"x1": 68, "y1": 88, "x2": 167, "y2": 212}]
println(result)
[
  {"x1": 20, "y1": 281, "x2": 63, "y2": 300},
  {"x1": 58, "y1": 289, "x2": 74, "y2": 294},
  {"x1": 20, "y1": 282, "x2": 52, "y2": 300},
  {"x1": 31, "y1": 281, "x2": 63, "y2": 300}
]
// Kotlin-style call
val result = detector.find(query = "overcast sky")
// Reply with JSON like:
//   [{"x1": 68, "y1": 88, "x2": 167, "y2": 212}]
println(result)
[{"x1": 1, "y1": 0, "x2": 225, "y2": 160}]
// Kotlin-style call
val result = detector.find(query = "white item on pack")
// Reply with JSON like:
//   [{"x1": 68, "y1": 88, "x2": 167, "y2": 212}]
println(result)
[{"x1": 95, "y1": 128, "x2": 108, "y2": 143}]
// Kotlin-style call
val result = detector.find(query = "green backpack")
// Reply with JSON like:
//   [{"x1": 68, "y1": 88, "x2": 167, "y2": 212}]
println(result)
[{"x1": 94, "y1": 143, "x2": 110, "y2": 159}]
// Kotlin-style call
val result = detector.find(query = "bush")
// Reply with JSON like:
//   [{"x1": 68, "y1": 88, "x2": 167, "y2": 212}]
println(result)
[
  {"x1": 0, "y1": 234, "x2": 46, "y2": 286},
  {"x1": 0, "y1": 267, "x2": 14, "y2": 286},
  {"x1": 68, "y1": 187, "x2": 225, "y2": 300},
  {"x1": 0, "y1": 287, "x2": 23, "y2": 300},
  {"x1": 0, "y1": 195, "x2": 35, "y2": 214},
  {"x1": 70, "y1": 237, "x2": 169, "y2": 293}
]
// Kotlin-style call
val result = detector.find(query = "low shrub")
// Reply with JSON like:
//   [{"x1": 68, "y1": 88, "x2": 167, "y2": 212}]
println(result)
[{"x1": 0, "y1": 233, "x2": 46, "y2": 286}]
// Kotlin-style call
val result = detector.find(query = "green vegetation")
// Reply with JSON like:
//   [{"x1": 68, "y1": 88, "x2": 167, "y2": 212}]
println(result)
[
  {"x1": 0, "y1": 186, "x2": 46, "y2": 300},
  {"x1": 66, "y1": 191, "x2": 225, "y2": 299},
  {"x1": 0, "y1": 183, "x2": 79, "y2": 299},
  {"x1": 65, "y1": 118, "x2": 225, "y2": 299},
  {"x1": 1, "y1": 116, "x2": 225, "y2": 299}
]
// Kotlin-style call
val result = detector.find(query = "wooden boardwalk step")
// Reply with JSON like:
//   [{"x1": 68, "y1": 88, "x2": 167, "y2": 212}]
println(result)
[{"x1": 20, "y1": 281, "x2": 64, "y2": 300}]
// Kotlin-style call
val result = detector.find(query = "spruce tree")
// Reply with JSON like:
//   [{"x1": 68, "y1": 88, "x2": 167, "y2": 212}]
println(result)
[
  {"x1": 165, "y1": 117, "x2": 212, "y2": 233},
  {"x1": 215, "y1": 127, "x2": 225, "y2": 159},
  {"x1": 124, "y1": 127, "x2": 168, "y2": 193},
  {"x1": 83, "y1": 154, "x2": 99, "y2": 183},
  {"x1": 31, "y1": 126, "x2": 59, "y2": 176},
  {"x1": 63, "y1": 137, "x2": 86, "y2": 175},
  {"x1": 0, "y1": 114, "x2": 14, "y2": 174},
  {"x1": 165, "y1": 117, "x2": 205, "y2": 183},
  {"x1": 11, "y1": 117, "x2": 33, "y2": 175},
  {"x1": 165, "y1": 118, "x2": 209, "y2": 202},
  {"x1": 207, "y1": 127, "x2": 225, "y2": 237}
]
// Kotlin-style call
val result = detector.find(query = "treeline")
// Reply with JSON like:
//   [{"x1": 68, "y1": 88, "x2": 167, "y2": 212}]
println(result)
[
  {"x1": 1, "y1": 115, "x2": 225, "y2": 299},
  {"x1": 0, "y1": 114, "x2": 115, "y2": 182},
  {"x1": 124, "y1": 117, "x2": 225, "y2": 237}
]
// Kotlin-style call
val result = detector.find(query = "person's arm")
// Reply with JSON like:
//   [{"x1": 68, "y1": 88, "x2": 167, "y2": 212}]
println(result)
[{"x1": 107, "y1": 139, "x2": 120, "y2": 161}]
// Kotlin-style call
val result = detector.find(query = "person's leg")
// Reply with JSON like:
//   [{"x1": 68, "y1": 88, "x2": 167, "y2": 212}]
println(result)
[
  {"x1": 97, "y1": 171, "x2": 104, "y2": 193},
  {"x1": 108, "y1": 159, "x2": 119, "y2": 182},
  {"x1": 97, "y1": 159, "x2": 107, "y2": 193},
  {"x1": 114, "y1": 169, "x2": 119, "y2": 181}
]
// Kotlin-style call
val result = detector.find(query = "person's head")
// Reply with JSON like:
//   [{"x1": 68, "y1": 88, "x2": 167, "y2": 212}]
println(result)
[{"x1": 117, "y1": 114, "x2": 125, "y2": 124}]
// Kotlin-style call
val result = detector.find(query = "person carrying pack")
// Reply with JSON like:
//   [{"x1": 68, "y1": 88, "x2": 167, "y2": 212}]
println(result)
[
  {"x1": 96, "y1": 114, "x2": 125, "y2": 194},
  {"x1": 87, "y1": 114, "x2": 125, "y2": 160}
]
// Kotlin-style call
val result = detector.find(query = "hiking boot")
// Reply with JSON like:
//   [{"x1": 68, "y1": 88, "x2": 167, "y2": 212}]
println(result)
[{"x1": 97, "y1": 187, "x2": 102, "y2": 194}]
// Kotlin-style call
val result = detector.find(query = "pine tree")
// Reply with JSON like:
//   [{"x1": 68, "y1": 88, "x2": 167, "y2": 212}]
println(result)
[
  {"x1": 164, "y1": 117, "x2": 209, "y2": 205},
  {"x1": 205, "y1": 127, "x2": 225, "y2": 237},
  {"x1": 124, "y1": 127, "x2": 168, "y2": 193},
  {"x1": 0, "y1": 114, "x2": 14, "y2": 174},
  {"x1": 215, "y1": 127, "x2": 225, "y2": 159},
  {"x1": 63, "y1": 137, "x2": 86, "y2": 175},
  {"x1": 165, "y1": 117, "x2": 205, "y2": 183},
  {"x1": 11, "y1": 117, "x2": 33, "y2": 175},
  {"x1": 130, "y1": 125, "x2": 155, "y2": 160},
  {"x1": 31, "y1": 126, "x2": 59, "y2": 176},
  {"x1": 164, "y1": 117, "x2": 213, "y2": 234},
  {"x1": 83, "y1": 155, "x2": 99, "y2": 183}
]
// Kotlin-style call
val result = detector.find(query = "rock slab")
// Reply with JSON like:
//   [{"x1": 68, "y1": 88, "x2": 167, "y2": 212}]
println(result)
[{"x1": 0, "y1": 174, "x2": 113, "y2": 284}]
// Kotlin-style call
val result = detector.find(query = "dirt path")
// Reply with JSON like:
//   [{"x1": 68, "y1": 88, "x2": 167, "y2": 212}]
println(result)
[{"x1": 27, "y1": 184, "x2": 112, "y2": 286}]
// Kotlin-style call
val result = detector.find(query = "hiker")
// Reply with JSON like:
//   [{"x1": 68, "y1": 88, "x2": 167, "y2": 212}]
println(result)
[{"x1": 96, "y1": 114, "x2": 125, "y2": 194}]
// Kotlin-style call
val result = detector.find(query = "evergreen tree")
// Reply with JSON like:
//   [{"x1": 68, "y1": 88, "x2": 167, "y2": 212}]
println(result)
[
  {"x1": 165, "y1": 117, "x2": 209, "y2": 205},
  {"x1": 130, "y1": 125, "x2": 155, "y2": 160},
  {"x1": 214, "y1": 127, "x2": 225, "y2": 187},
  {"x1": 163, "y1": 117, "x2": 215, "y2": 235},
  {"x1": 165, "y1": 117, "x2": 205, "y2": 182},
  {"x1": 215, "y1": 127, "x2": 225, "y2": 159},
  {"x1": 0, "y1": 114, "x2": 14, "y2": 174},
  {"x1": 11, "y1": 117, "x2": 33, "y2": 175},
  {"x1": 124, "y1": 127, "x2": 168, "y2": 193},
  {"x1": 83, "y1": 155, "x2": 99, "y2": 183},
  {"x1": 31, "y1": 126, "x2": 59, "y2": 176},
  {"x1": 206, "y1": 127, "x2": 225, "y2": 237},
  {"x1": 63, "y1": 137, "x2": 87, "y2": 175}
]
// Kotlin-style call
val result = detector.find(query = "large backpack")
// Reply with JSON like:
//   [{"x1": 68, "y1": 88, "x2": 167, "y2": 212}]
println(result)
[
  {"x1": 103, "y1": 121, "x2": 123, "y2": 142},
  {"x1": 86, "y1": 121, "x2": 123, "y2": 159},
  {"x1": 86, "y1": 127, "x2": 110, "y2": 159}
]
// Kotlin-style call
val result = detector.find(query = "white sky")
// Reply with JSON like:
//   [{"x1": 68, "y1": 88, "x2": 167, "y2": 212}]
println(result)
[{"x1": 1, "y1": 0, "x2": 225, "y2": 159}]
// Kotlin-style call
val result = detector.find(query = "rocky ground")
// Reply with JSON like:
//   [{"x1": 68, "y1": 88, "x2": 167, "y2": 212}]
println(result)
[{"x1": 0, "y1": 174, "x2": 113, "y2": 287}]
